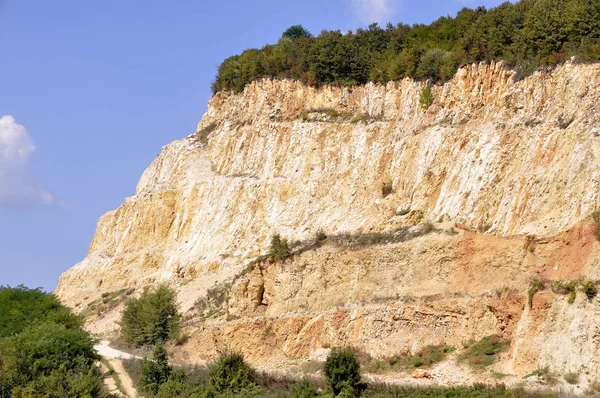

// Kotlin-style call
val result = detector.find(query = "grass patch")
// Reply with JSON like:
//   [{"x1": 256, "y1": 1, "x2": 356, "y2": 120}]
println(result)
[
  {"x1": 564, "y1": 372, "x2": 579, "y2": 385},
  {"x1": 458, "y1": 335, "x2": 510, "y2": 369},
  {"x1": 360, "y1": 345, "x2": 455, "y2": 373},
  {"x1": 82, "y1": 287, "x2": 134, "y2": 318},
  {"x1": 192, "y1": 122, "x2": 218, "y2": 146},
  {"x1": 365, "y1": 384, "x2": 557, "y2": 397},
  {"x1": 326, "y1": 223, "x2": 436, "y2": 251},
  {"x1": 305, "y1": 108, "x2": 353, "y2": 121},
  {"x1": 191, "y1": 282, "x2": 232, "y2": 324}
]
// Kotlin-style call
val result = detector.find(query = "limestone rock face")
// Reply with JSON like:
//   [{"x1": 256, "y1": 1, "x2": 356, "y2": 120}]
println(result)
[
  {"x1": 56, "y1": 62, "x2": 600, "y2": 386},
  {"x1": 56, "y1": 61, "x2": 600, "y2": 304}
]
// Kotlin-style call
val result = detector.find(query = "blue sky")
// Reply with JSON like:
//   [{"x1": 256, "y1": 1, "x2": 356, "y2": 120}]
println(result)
[{"x1": 0, "y1": 0, "x2": 508, "y2": 292}]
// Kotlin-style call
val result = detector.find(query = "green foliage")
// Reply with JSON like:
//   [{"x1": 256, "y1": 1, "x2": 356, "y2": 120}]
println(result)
[
  {"x1": 267, "y1": 234, "x2": 291, "y2": 261},
  {"x1": 363, "y1": 345, "x2": 454, "y2": 373},
  {"x1": 120, "y1": 284, "x2": 181, "y2": 347},
  {"x1": 0, "y1": 287, "x2": 103, "y2": 397},
  {"x1": 283, "y1": 25, "x2": 313, "y2": 39},
  {"x1": 207, "y1": 352, "x2": 257, "y2": 394},
  {"x1": 406, "y1": 345, "x2": 455, "y2": 368},
  {"x1": 528, "y1": 279, "x2": 544, "y2": 309},
  {"x1": 140, "y1": 345, "x2": 173, "y2": 396},
  {"x1": 419, "y1": 86, "x2": 433, "y2": 109},
  {"x1": 363, "y1": 384, "x2": 558, "y2": 397},
  {"x1": 583, "y1": 281, "x2": 598, "y2": 300},
  {"x1": 292, "y1": 378, "x2": 318, "y2": 398},
  {"x1": 213, "y1": 1, "x2": 600, "y2": 93},
  {"x1": 324, "y1": 347, "x2": 361, "y2": 396},
  {"x1": 458, "y1": 335, "x2": 510, "y2": 369},
  {"x1": 0, "y1": 285, "x2": 82, "y2": 338}
]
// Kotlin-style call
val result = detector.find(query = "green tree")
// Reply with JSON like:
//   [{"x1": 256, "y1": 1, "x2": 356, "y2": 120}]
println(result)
[
  {"x1": 283, "y1": 25, "x2": 313, "y2": 39},
  {"x1": 140, "y1": 345, "x2": 172, "y2": 396},
  {"x1": 120, "y1": 284, "x2": 181, "y2": 347},
  {"x1": 207, "y1": 352, "x2": 256, "y2": 394},
  {"x1": 268, "y1": 234, "x2": 291, "y2": 261},
  {"x1": 0, "y1": 285, "x2": 82, "y2": 338},
  {"x1": 324, "y1": 347, "x2": 361, "y2": 396}
]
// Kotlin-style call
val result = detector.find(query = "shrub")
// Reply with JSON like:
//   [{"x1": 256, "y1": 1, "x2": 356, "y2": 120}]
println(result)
[
  {"x1": 267, "y1": 234, "x2": 291, "y2": 261},
  {"x1": 408, "y1": 345, "x2": 455, "y2": 368},
  {"x1": 316, "y1": 230, "x2": 328, "y2": 243},
  {"x1": 293, "y1": 378, "x2": 319, "y2": 398},
  {"x1": 324, "y1": 347, "x2": 362, "y2": 396},
  {"x1": 0, "y1": 285, "x2": 83, "y2": 337},
  {"x1": 583, "y1": 281, "x2": 598, "y2": 300},
  {"x1": 528, "y1": 280, "x2": 544, "y2": 309},
  {"x1": 207, "y1": 352, "x2": 257, "y2": 394},
  {"x1": 458, "y1": 335, "x2": 510, "y2": 369},
  {"x1": 564, "y1": 372, "x2": 579, "y2": 384},
  {"x1": 419, "y1": 86, "x2": 433, "y2": 109},
  {"x1": 0, "y1": 286, "x2": 103, "y2": 398},
  {"x1": 120, "y1": 284, "x2": 181, "y2": 347},
  {"x1": 139, "y1": 344, "x2": 172, "y2": 396}
]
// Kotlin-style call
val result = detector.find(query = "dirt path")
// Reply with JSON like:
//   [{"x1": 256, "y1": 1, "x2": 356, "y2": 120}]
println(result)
[
  {"x1": 100, "y1": 360, "x2": 125, "y2": 397},
  {"x1": 95, "y1": 341, "x2": 140, "y2": 398}
]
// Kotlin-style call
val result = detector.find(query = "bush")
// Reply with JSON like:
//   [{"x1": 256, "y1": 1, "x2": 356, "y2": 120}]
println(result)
[
  {"x1": 207, "y1": 352, "x2": 257, "y2": 394},
  {"x1": 528, "y1": 280, "x2": 544, "y2": 309},
  {"x1": 324, "y1": 347, "x2": 362, "y2": 396},
  {"x1": 293, "y1": 378, "x2": 319, "y2": 398},
  {"x1": 0, "y1": 286, "x2": 103, "y2": 397},
  {"x1": 583, "y1": 281, "x2": 598, "y2": 300},
  {"x1": 419, "y1": 86, "x2": 433, "y2": 109},
  {"x1": 407, "y1": 345, "x2": 455, "y2": 368},
  {"x1": 458, "y1": 335, "x2": 510, "y2": 369},
  {"x1": 564, "y1": 372, "x2": 579, "y2": 384},
  {"x1": 267, "y1": 234, "x2": 291, "y2": 261},
  {"x1": 140, "y1": 344, "x2": 172, "y2": 396},
  {"x1": 0, "y1": 285, "x2": 82, "y2": 338},
  {"x1": 120, "y1": 284, "x2": 181, "y2": 347}
]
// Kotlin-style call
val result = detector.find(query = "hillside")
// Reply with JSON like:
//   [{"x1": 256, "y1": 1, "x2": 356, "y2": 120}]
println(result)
[{"x1": 57, "y1": 60, "x2": 600, "y2": 392}]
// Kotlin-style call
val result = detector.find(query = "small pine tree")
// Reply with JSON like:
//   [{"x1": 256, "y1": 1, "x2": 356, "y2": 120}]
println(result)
[
  {"x1": 419, "y1": 86, "x2": 433, "y2": 109},
  {"x1": 140, "y1": 344, "x2": 172, "y2": 396},
  {"x1": 324, "y1": 347, "x2": 361, "y2": 396},
  {"x1": 208, "y1": 352, "x2": 256, "y2": 394},
  {"x1": 120, "y1": 284, "x2": 181, "y2": 347},
  {"x1": 268, "y1": 234, "x2": 291, "y2": 261}
]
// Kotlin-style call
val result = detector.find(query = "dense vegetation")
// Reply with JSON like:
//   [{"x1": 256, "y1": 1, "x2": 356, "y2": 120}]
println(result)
[
  {"x1": 120, "y1": 284, "x2": 181, "y2": 348},
  {"x1": 0, "y1": 286, "x2": 105, "y2": 397},
  {"x1": 124, "y1": 348, "x2": 558, "y2": 398},
  {"x1": 212, "y1": 0, "x2": 600, "y2": 93}
]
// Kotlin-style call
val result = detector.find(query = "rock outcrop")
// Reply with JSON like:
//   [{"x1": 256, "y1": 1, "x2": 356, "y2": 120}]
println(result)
[{"x1": 57, "y1": 61, "x2": 600, "y2": 386}]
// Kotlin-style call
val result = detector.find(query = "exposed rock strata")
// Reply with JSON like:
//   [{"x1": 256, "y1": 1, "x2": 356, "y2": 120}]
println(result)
[{"x1": 57, "y1": 61, "x2": 600, "y2": 385}]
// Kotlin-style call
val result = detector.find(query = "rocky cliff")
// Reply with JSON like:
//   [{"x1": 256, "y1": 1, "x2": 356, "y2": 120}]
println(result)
[{"x1": 57, "y1": 61, "x2": 600, "y2": 388}]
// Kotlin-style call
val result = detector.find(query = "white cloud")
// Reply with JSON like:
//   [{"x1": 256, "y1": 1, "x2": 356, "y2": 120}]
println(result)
[
  {"x1": 0, "y1": 115, "x2": 61, "y2": 207},
  {"x1": 350, "y1": 0, "x2": 401, "y2": 25}
]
